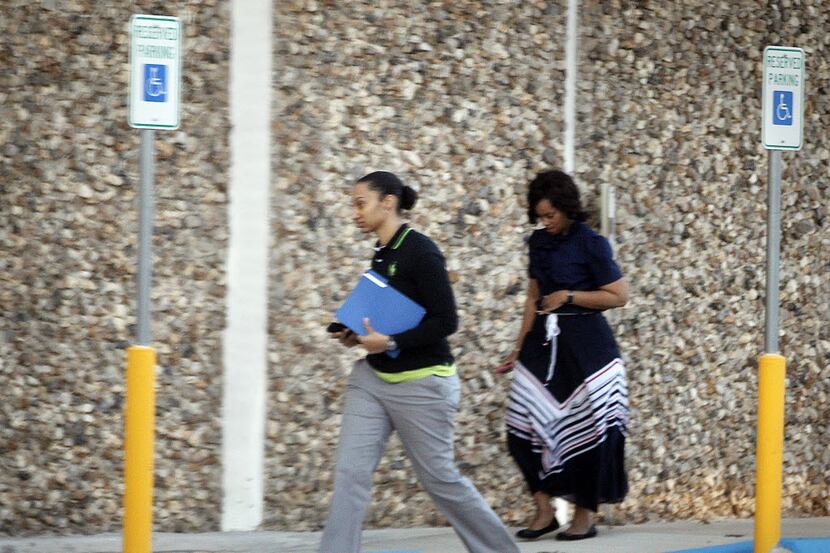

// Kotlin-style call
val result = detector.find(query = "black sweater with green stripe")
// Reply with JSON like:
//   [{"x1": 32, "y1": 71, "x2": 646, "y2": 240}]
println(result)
[{"x1": 365, "y1": 224, "x2": 458, "y2": 374}]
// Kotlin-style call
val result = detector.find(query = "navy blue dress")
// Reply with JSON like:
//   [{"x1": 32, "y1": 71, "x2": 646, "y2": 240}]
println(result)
[{"x1": 506, "y1": 222, "x2": 629, "y2": 511}]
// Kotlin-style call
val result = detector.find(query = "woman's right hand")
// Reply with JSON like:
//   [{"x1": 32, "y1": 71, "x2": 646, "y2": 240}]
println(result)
[
  {"x1": 494, "y1": 349, "x2": 519, "y2": 374},
  {"x1": 330, "y1": 329, "x2": 359, "y2": 348}
]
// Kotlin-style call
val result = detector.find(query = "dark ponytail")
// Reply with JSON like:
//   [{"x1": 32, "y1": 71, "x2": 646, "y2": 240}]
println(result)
[
  {"x1": 357, "y1": 171, "x2": 418, "y2": 213},
  {"x1": 399, "y1": 185, "x2": 417, "y2": 211}
]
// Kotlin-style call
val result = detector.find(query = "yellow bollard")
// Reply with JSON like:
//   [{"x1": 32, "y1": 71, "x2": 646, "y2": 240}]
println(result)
[
  {"x1": 123, "y1": 346, "x2": 156, "y2": 553},
  {"x1": 753, "y1": 353, "x2": 786, "y2": 553}
]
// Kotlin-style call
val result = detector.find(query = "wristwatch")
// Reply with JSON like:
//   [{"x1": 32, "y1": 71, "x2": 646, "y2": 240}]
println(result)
[
  {"x1": 386, "y1": 337, "x2": 398, "y2": 351},
  {"x1": 566, "y1": 291, "x2": 575, "y2": 305}
]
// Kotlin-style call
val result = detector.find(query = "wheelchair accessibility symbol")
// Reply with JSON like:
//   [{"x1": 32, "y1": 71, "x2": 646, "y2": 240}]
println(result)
[
  {"x1": 772, "y1": 90, "x2": 793, "y2": 126},
  {"x1": 143, "y1": 64, "x2": 167, "y2": 103}
]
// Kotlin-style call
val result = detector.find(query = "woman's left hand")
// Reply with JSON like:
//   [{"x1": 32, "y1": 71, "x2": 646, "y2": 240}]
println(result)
[
  {"x1": 358, "y1": 318, "x2": 391, "y2": 354},
  {"x1": 539, "y1": 290, "x2": 567, "y2": 313}
]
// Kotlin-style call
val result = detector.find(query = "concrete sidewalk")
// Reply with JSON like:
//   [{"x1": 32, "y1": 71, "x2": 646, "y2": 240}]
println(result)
[{"x1": 1, "y1": 518, "x2": 828, "y2": 553}]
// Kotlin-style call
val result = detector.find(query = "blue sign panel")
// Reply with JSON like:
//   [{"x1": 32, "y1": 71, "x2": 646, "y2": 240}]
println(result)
[
  {"x1": 772, "y1": 90, "x2": 793, "y2": 126},
  {"x1": 143, "y1": 63, "x2": 167, "y2": 103}
]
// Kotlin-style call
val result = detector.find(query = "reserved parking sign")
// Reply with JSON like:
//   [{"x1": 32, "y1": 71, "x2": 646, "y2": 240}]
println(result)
[
  {"x1": 762, "y1": 46, "x2": 804, "y2": 150},
  {"x1": 129, "y1": 15, "x2": 181, "y2": 129}
]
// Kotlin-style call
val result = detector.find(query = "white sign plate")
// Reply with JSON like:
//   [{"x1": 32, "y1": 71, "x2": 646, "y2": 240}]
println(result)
[
  {"x1": 129, "y1": 15, "x2": 181, "y2": 130},
  {"x1": 762, "y1": 46, "x2": 804, "y2": 150}
]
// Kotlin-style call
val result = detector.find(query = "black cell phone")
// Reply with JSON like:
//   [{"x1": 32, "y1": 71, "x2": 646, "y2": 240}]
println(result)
[{"x1": 326, "y1": 322, "x2": 347, "y2": 333}]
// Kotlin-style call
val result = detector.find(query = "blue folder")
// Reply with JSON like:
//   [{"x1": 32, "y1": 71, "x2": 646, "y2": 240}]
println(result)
[{"x1": 335, "y1": 270, "x2": 426, "y2": 358}]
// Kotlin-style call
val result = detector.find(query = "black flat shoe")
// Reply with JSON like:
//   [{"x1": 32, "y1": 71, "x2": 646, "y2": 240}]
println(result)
[
  {"x1": 555, "y1": 524, "x2": 597, "y2": 541},
  {"x1": 515, "y1": 517, "x2": 559, "y2": 540}
]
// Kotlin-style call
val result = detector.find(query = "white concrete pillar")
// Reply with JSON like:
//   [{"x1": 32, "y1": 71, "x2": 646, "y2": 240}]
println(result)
[
  {"x1": 557, "y1": 0, "x2": 580, "y2": 528},
  {"x1": 563, "y1": 0, "x2": 578, "y2": 175},
  {"x1": 222, "y1": 0, "x2": 272, "y2": 531}
]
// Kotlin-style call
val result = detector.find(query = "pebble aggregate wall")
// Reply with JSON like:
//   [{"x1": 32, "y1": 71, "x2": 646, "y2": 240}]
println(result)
[
  {"x1": 1, "y1": 0, "x2": 827, "y2": 537},
  {"x1": 266, "y1": 0, "x2": 829, "y2": 531},
  {"x1": 573, "y1": 0, "x2": 829, "y2": 523},
  {"x1": 1, "y1": 1, "x2": 229, "y2": 535}
]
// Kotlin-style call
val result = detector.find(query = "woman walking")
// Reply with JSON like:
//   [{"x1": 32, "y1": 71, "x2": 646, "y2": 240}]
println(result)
[
  {"x1": 497, "y1": 169, "x2": 629, "y2": 541},
  {"x1": 320, "y1": 171, "x2": 519, "y2": 553}
]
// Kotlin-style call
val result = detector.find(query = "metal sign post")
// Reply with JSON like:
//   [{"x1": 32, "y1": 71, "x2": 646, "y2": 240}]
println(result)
[
  {"x1": 124, "y1": 14, "x2": 181, "y2": 553},
  {"x1": 137, "y1": 130, "x2": 154, "y2": 346},
  {"x1": 763, "y1": 151, "x2": 782, "y2": 355},
  {"x1": 754, "y1": 45, "x2": 804, "y2": 553},
  {"x1": 600, "y1": 182, "x2": 616, "y2": 244}
]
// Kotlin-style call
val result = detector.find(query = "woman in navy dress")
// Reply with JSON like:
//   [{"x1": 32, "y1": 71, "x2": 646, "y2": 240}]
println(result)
[{"x1": 496, "y1": 170, "x2": 629, "y2": 541}]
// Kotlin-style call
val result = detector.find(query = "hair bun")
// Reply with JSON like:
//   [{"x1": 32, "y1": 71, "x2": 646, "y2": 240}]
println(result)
[{"x1": 400, "y1": 185, "x2": 418, "y2": 211}]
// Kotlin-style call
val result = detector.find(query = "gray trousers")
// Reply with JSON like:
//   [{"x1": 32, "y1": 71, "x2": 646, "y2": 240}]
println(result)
[{"x1": 319, "y1": 360, "x2": 519, "y2": 553}]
